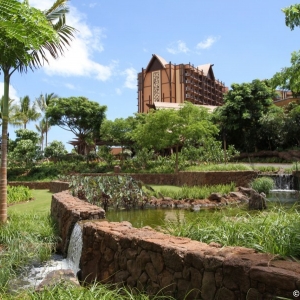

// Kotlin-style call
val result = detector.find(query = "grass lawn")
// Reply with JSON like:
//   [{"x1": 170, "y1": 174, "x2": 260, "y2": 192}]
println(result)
[{"x1": 8, "y1": 190, "x2": 52, "y2": 214}]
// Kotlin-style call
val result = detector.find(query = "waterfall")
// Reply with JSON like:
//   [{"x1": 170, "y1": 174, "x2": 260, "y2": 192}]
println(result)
[
  {"x1": 9, "y1": 222, "x2": 83, "y2": 290},
  {"x1": 272, "y1": 174, "x2": 294, "y2": 190},
  {"x1": 66, "y1": 222, "x2": 83, "y2": 276},
  {"x1": 269, "y1": 174, "x2": 299, "y2": 203}
]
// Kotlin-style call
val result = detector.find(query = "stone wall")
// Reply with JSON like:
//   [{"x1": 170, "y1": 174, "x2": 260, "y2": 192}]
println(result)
[
  {"x1": 52, "y1": 171, "x2": 258, "y2": 189},
  {"x1": 52, "y1": 192, "x2": 300, "y2": 300},
  {"x1": 51, "y1": 191, "x2": 105, "y2": 254},
  {"x1": 8, "y1": 181, "x2": 51, "y2": 189},
  {"x1": 49, "y1": 181, "x2": 69, "y2": 193}
]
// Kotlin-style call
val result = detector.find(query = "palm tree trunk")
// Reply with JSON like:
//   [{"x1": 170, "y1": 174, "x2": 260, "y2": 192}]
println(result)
[
  {"x1": 0, "y1": 70, "x2": 10, "y2": 223},
  {"x1": 45, "y1": 119, "x2": 48, "y2": 148}
]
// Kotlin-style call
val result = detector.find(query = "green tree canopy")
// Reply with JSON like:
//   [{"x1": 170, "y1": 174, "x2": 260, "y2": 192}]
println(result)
[
  {"x1": 271, "y1": 51, "x2": 300, "y2": 96},
  {"x1": 132, "y1": 102, "x2": 218, "y2": 172},
  {"x1": 282, "y1": 4, "x2": 300, "y2": 30},
  {"x1": 0, "y1": 0, "x2": 75, "y2": 223},
  {"x1": 213, "y1": 79, "x2": 276, "y2": 152},
  {"x1": 46, "y1": 96, "x2": 107, "y2": 155}
]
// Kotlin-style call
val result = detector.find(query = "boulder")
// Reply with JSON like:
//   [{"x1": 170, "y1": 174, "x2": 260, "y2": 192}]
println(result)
[
  {"x1": 36, "y1": 269, "x2": 79, "y2": 292},
  {"x1": 249, "y1": 190, "x2": 267, "y2": 210}
]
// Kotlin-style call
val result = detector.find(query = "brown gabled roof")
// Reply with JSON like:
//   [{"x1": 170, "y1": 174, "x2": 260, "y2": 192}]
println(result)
[
  {"x1": 145, "y1": 54, "x2": 168, "y2": 72},
  {"x1": 197, "y1": 64, "x2": 215, "y2": 81}
]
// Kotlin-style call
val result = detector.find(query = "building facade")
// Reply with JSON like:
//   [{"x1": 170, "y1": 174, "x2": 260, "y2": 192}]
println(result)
[{"x1": 137, "y1": 54, "x2": 227, "y2": 113}]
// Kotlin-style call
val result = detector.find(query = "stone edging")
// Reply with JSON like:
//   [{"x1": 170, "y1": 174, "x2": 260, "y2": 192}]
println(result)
[{"x1": 51, "y1": 191, "x2": 300, "y2": 300}]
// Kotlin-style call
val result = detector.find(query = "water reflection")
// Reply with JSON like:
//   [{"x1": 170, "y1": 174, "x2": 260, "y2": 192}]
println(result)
[{"x1": 106, "y1": 208, "x2": 215, "y2": 228}]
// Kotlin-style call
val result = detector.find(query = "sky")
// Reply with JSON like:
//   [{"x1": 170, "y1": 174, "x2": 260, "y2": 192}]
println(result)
[{"x1": 1, "y1": 0, "x2": 299, "y2": 151}]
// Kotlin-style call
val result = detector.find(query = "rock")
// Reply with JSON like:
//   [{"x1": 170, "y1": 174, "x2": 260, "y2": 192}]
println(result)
[
  {"x1": 238, "y1": 186, "x2": 255, "y2": 196},
  {"x1": 249, "y1": 190, "x2": 267, "y2": 210},
  {"x1": 208, "y1": 193, "x2": 222, "y2": 202},
  {"x1": 36, "y1": 269, "x2": 79, "y2": 292}
]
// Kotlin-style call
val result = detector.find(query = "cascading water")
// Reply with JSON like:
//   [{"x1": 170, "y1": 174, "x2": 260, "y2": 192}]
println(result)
[
  {"x1": 9, "y1": 222, "x2": 83, "y2": 291},
  {"x1": 66, "y1": 222, "x2": 83, "y2": 276},
  {"x1": 273, "y1": 174, "x2": 294, "y2": 190},
  {"x1": 269, "y1": 174, "x2": 299, "y2": 203}
]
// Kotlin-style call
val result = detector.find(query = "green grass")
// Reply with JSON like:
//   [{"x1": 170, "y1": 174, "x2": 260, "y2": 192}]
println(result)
[
  {"x1": 163, "y1": 203, "x2": 300, "y2": 259},
  {"x1": 147, "y1": 183, "x2": 236, "y2": 200},
  {"x1": 184, "y1": 163, "x2": 253, "y2": 172},
  {"x1": 8, "y1": 190, "x2": 52, "y2": 214}
]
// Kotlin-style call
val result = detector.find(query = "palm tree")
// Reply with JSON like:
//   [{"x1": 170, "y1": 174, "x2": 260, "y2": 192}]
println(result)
[
  {"x1": 35, "y1": 118, "x2": 49, "y2": 151},
  {"x1": 36, "y1": 93, "x2": 57, "y2": 147},
  {"x1": 15, "y1": 95, "x2": 41, "y2": 129},
  {"x1": 0, "y1": 96, "x2": 22, "y2": 127},
  {"x1": 0, "y1": 0, "x2": 76, "y2": 223}
]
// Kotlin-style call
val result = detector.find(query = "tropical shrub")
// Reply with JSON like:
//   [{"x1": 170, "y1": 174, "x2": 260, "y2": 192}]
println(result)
[
  {"x1": 250, "y1": 176, "x2": 275, "y2": 194},
  {"x1": 7, "y1": 185, "x2": 33, "y2": 204},
  {"x1": 66, "y1": 175, "x2": 148, "y2": 210}
]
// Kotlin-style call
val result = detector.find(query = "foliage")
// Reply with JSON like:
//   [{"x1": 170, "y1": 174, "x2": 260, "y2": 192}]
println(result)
[
  {"x1": 46, "y1": 96, "x2": 107, "y2": 155},
  {"x1": 132, "y1": 102, "x2": 218, "y2": 172},
  {"x1": 213, "y1": 79, "x2": 276, "y2": 152},
  {"x1": 257, "y1": 105, "x2": 287, "y2": 150},
  {"x1": 282, "y1": 4, "x2": 300, "y2": 30},
  {"x1": 0, "y1": 212, "x2": 57, "y2": 290},
  {"x1": 97, "y1": 146, "x2": 114, "y2": 168},
  {"x1": 0, "y1": 0, "x2": 75, "y2": 223},
  {"x1": 8, "y1": 129, "x2": 42, "y2": 167},
  {"x1": 66, "y1": 175, "x2": 148, "y2": 211},
  {"x1": 181, "y1": 140, "x2": 239, "y2": 164},
  {"x1": 149, "y1": 183, "x2": 236, "y2": 200},
  {"x1": 44, "y1": 140, "x2": 67, "y2": 159},
  {"x1": 250, "y1": 177, "x2": 275, "y2": 195},
  {"x1": 1, "y1": 282, "x2": 176, "y2": 300},
  {"x1": 14, "y1": 95, "x2": 41, "y2": 129},
  {"x1": 185, "y1": 163, "x2": 253, "y2": 172},
  {"x1": 271, "y1": 51, "x2": 300, "y2": 97},
  {"x1": 7, "y1": 185, "x2": 32, "y2": 205},
  {"x1": 164, "y1": 204, "x2": 300, "y2": 258}
]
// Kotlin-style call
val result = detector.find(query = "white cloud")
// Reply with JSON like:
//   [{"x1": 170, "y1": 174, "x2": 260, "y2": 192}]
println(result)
[
  {"x1": 115, "y1": 88, "x2": 122, "y2": 95},
  {"x1": 29, "y1": 1, "x2": 114, "y2": 81},
  {"x1": 123, "y1": 67, "x2": 137, "y2": 89},
  {"x1": 0, "y1": 83, "x2": 19, "y2": 102},
  {"x1": 89, "y1": 2, "x2": 98, "y2": 8},
  {"x1": 196, "y1": 36, "x2": 219, "y2": 50},
  {"x1": 65, "y1": 83, "x2": 75, "y2": 90},
  {"x1": 167, "y1": 40, "x2": 189, "y2": 54}
]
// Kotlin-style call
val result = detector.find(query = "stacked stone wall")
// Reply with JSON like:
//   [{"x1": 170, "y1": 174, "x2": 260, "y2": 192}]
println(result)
[
  {"x1": 51, "y1": 192, "x2": 300, "y2": 300},
  {"x1": 51, "y1": 191, "x2": 105, "y2": 254},
  {"x1": 8, "y1": 181, "x2": 51, "y2": 189}
]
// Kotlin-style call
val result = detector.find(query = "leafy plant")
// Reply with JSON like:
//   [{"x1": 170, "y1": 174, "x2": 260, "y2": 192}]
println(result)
[
  {"x1": 7, "y1": 185, "x2": 33, "y2": 205},
  {"x1": 250, "y1": 176, "x2": 275, "y2": 194},
  {"x1": 67, "y1": 175, "x2": 148, "y2": 211}
]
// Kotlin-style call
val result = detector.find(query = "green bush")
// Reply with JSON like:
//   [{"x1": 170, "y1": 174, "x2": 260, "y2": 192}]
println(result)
[
  {"x1": 7, "y1": 186, "x2": 33, "y2": 205},
  {"x1": 149, "y1": 183, "x2": 236, "y2": 200},
  {"x1": 250, "y1": 177, "x2": 275, "y2": 194}
]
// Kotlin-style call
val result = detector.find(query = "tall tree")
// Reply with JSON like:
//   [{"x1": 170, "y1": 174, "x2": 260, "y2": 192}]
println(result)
[
  {"x1": 213, "y1": 80, "x2": 276, "y2": 152},
  {"x1": 35, "y1": 118, "x2": 48, "y2": 151},
  {"x1": 0, "y1": 96, "x2": 21, "y2": 127},
  {"x1": 36, "y1": 92, "x2": 57, "y2": 147},
  {"x1": 15, "y1": 95, "x2": 41, "y2": 129},
  {"x1": 132, "y1": 102, "x2": 218, "y2": 172},
  {"x1": 0, "y1": 0, "x2": 75, "y2": 223},
  {"x1": 46, "y1": 96, "x2": 107, "y2": 155}
]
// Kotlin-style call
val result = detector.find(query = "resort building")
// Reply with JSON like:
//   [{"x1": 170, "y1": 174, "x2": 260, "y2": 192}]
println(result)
[{"x1": 137, "y1": 54, "x2": 227, "y2": 113}]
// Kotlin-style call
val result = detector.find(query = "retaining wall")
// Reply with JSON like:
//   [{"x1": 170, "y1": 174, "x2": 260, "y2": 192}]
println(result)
[
  {"x1": 8, "y1": 181, "x2": 51, "y2": 189},
  {"x1": 49, "y1": 171, "x2": 258, "y2": 194},
  {"x1": 51, "y1": 191, "x2": 300, "y2": 300}
]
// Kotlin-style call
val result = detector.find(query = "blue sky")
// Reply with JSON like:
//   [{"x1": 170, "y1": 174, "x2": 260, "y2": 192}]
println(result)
[{"x1": 1, "y1": 0, "x2": 299, "y2": 151}]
